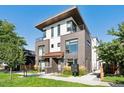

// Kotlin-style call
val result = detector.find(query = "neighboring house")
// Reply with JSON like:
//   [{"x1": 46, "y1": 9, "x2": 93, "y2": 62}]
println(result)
[
  {"x1": 14, "y1": 49, "x2": 35, "y2": 71},
  {"x1": 0, "y1": 49, "x2": 35, "y2": 71},
  {"x1": 35, "y1": 6, "x2": 92, "y2": 73},
  {"x1": 23, "y1": 49, "x2": 35, "y2": 69},
  {"x1": 24, "y1": 49, "x2": 35, "y2": 65},
  {"x1": 91, "y1": 37, "x2": 100, "y2": 71}
]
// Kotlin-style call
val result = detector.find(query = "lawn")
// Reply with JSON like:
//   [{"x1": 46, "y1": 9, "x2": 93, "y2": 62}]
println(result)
[
  {"x1": 103, "y1": 75, "x2": 124, "y2": 84},
  {"x1": 0, "y1": 71, "x2": 98, "y2": 87}
]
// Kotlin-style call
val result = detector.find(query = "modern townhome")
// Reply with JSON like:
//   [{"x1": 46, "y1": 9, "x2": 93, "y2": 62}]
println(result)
[
  {"x1": 91, "y1": 37, "x2": 100, "y2": 72},
  {"x1": 35, "y1": 6, "x2": 92, "y2": 73}
]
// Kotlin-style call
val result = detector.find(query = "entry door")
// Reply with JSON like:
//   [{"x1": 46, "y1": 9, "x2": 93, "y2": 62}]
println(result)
[{"x1": 41, "y1": 62, "x2": 45, "y2": 71}]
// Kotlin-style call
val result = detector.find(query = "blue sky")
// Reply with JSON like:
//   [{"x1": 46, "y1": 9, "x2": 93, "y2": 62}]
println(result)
[{"x1": 0, "y1": 5, "x2": 124, "y2": 50}]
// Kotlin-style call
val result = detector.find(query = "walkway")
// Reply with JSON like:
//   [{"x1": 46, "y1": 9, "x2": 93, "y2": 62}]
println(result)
[{"x1": 40, "y1": 70, "x2": 110, "y2": 86}]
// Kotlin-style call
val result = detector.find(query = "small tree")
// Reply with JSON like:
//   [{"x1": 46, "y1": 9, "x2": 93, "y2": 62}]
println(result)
[{"x1": 0, "y1": 20, "x2": 26, "y2": 80}]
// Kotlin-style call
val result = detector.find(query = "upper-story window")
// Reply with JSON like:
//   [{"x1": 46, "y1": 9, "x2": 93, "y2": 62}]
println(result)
[
  {"x1": 38, "y1": 45, "x2": 45, "y2": 56},
  {"x1": 65, "y1": 39, "x2": 78, "y2": 54},
  {"x1": 51, "y1": 27, "x2": 54, "y2": 38},
  {"x1": 43, "y1": 30, "x2": 46, "y2": 38},
  {"x1": 67, "y1": 20, "x2": 77, "y2": 32},
  {"x1": 86, "y1": 40, "x2": 91, "y2": 47},
  {"x1": 51, "y1": 44, "x2": 54, "y2": 48},
  {"x1": 58, "y1": 24, "x2": 60, "y2": 36}
]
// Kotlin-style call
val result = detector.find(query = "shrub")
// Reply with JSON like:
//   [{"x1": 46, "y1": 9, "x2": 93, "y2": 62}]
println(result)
[
  {"x1": 79, "y1": 66, "x2": 88, "y2": 76},
  {"x1": 62, "y1": 66, "x2": 72, "y2": 76},
  {"x1": 62, "y1": 65, "x2": 88, "y2": 76}
]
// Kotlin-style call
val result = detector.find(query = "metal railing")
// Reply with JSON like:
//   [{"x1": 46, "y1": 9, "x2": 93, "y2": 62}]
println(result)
[{"x1": 36, "y1": 37, "x2": 44, "y2": 42}]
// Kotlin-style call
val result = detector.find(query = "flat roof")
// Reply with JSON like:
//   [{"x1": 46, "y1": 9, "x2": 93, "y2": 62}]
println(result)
[{"x1": 35, "y1": 6, "x2": 86, "y2": 31}]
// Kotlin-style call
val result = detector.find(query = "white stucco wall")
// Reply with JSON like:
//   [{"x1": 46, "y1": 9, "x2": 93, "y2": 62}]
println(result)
[
  {"x1": 91, "y1": 37, "x2": 99, "y2": 71},
  {"x1": 42, "y1": 17, "x2": 79, "y2": 52}
]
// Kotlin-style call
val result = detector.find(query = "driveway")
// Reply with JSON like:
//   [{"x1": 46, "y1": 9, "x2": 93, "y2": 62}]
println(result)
[{"x1": 40, "y1": 70, "x2": 110, "y2": 86}]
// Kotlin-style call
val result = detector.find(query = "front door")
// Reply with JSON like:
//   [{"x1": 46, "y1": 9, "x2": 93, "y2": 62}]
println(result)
[
  {"x1": 41, "y1": 61, "x2": 45, "y2": 72},
  {"x1": 52, "y1": 58, "x2": 59, "y2": 73}
]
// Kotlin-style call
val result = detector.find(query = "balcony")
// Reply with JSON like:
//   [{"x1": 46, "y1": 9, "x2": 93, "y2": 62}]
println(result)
[{"x1": 36, "y1": 37, "x2": 44, "y2": 42}]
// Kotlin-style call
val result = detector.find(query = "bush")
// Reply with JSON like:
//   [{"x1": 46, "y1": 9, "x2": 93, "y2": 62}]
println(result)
[
  {"x1": 62, "y1": 66, "x2": 71, "y2": 76},
  {"x1": 62, "y1": 65, "x2": 88, "y2": 76},
  {"x1": 79, "y1": 66, "x2": 88, "y2": 76}
]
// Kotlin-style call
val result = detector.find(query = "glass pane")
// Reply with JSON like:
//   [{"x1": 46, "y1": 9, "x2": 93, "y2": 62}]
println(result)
[{"x1": 65, "y1": 39, "x2": 78, "y2": 54}]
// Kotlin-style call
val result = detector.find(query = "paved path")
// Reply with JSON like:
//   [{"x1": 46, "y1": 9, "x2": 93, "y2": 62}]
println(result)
[
  {"x1": 40, "y1": 70, "x2": 110, "y2": 86},
  {"x1": 15, "y1": 71, "x2": 124, "y2": 87}
]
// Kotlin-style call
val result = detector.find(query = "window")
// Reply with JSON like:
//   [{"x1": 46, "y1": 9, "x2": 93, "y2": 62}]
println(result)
[
  {"x1": 66, "y1": 39, "x2": 78, "y2": 54},
  {"x1": 57, "y1": 43, "x2": 60, "y2": 47},
  {"x1": 87, "y1": 40, "x2": 91, "y2": 47},
  {"x1": 58, "y1": 24, "x2": 60, "y2": 36},
  {"x1": 51, "y1": 27, "x2": 54, "y2": 37},
  {"x1": 67, "y1": 59, "x2": 77, "y2": 66},
  {"x1": 38, "y1": 45, "x2": 45, "y2": 56},
  {"x1": 51, "y1": 44, "x2": 54, "y2": 48},
  {"x1": 43, "y1": 30, "x2": 46, "y2": 38},
  {"x1": 67, "y1": 20, "x2": 77, "y2": 32},
  {"x1": 67, "y1": 59, "x2": 73, "y2": 66}
]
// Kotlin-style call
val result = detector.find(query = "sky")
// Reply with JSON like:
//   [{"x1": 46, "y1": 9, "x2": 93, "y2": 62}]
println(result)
[{"x1": 0, "y1": 5, "x2": 124, "y2": 50}]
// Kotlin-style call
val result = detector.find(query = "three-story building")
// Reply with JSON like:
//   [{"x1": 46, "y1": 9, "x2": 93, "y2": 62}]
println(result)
[{"x1": 35, "y1": 6, "x2": 92, "y2": 73}]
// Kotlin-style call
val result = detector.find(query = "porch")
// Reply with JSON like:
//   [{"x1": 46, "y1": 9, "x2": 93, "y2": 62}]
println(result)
[{"x1": 39, "y1": 52, "x2": 64, "y2": 73}]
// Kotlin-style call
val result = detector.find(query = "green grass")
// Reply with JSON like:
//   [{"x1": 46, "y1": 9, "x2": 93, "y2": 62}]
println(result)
[
  {"x1": 103, "y1": 75, "x2": 124, "y2": 84},
  {"x1": 0, "y1": 71, "x2": 100, "y2": 87}
]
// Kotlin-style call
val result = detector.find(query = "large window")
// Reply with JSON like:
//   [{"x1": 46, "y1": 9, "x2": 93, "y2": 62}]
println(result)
[
  {"x1": 51, "y1": 27, "x2": 54, "y2": 37},
  {"x1": 38, "y1": 45, "x2": 45, "y2": 56},
  {"x1": 67, "y1": 20, "x2": 77, "y2": 32},
  {"x1": 43, "y1": 30, "x2": 46, "y2": 38},
  {"x1": 58, "y1": 24, "x2": 60, "y2": 36},
  {"x1": 66, "y1": 39, "x2": 78, "y2": 54}
]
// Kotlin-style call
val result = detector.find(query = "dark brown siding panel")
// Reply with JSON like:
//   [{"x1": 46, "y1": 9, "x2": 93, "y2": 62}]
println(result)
[
  {"x1": 85, "y1": 31, "x2": 92, "y2": 72},
  {"x1": 35, "y1": 39, "x2": 50, "y2": 67},
  {"x1": 61, "y1": 30, "x2": 86, "y2": 66}
]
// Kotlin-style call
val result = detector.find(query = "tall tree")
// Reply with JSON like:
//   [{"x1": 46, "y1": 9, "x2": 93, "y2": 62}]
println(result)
[
  {"x1": 97, "y1": 23, "x2": 124, "y2": 75},
  {"x1": 0, "y1": 20, "x2": 26, "y2": 80}
]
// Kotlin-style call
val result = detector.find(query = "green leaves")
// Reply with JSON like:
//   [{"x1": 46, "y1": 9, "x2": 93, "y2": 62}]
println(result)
[
  {"x1": 97, "y1": 22, "x2": 124, "y2": 65},
  {"x1": 0, "y1": 20, "x2": 26, "y2": 68}
]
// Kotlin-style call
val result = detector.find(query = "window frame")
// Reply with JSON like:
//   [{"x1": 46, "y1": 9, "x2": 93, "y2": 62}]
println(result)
[
  {"x1": 65, "y1": 39, "x2": 78, "y2": 54},
  {"x1": 51, "y1": 44, "x2": 54, "y2": 48},
  {"x1": 57, "y1": 43, "x2": 60, "y2": 47},
  {"x1": 38, "y1": 45, "x2": 45, "y2": 56},
  {"x1": 66, "y1": 20, "x2": 77, "y2": 32},
  {"x1": 43, "y1": 30, "x2": 46, "y2": 38},
  {"x1": 51, "y1": 27, "x2": 54, "y2": 38},
  {"x1": 57, "y1": 24, "x2": 60, "y2": 36}
]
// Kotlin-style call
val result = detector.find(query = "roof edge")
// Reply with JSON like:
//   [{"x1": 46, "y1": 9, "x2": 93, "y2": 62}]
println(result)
[{"x1": 35, "y1": 6, "x2": 77, "y2": 29}]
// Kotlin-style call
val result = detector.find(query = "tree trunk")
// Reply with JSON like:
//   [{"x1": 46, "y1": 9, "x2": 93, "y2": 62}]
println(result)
[
  {"x1": 100, "y1": 63, "x2": 104, "y2": 80},
  {"x1": 114, "y1": 63, "x2": 120, "y2": 75},
  {"x1": 24, "y1": 65, "x2": 27, "y2": 77},
  {"x1": 10, "y1": 67, "x2": 12, "y2": 80}
]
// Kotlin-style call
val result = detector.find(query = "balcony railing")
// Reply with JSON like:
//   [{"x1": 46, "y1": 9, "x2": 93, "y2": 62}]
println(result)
[{"x1": 36, "y1": 37, "x2": 44, "y2": 42}]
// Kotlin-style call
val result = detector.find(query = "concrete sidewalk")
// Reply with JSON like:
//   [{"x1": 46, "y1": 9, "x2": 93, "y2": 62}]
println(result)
[{"x1": 40, "y1": 70, "x2": 110, "y2": 86}]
